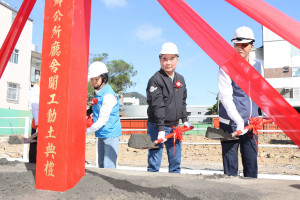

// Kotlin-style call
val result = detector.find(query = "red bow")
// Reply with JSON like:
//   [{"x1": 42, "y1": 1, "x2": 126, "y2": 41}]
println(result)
[
  {"x1": 174, "y1": 81, "x2": 181, "y2": 89},
  {"x1": 91, "y1": 98, "x2": 98, "y2": 106},
  {"x1": 171, "y1": 125, "x2": 194, "y2": 155}
]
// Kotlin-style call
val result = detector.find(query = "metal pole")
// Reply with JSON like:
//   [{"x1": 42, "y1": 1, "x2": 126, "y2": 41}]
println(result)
[
  {"x1": 23, "y1": 117, "x2": 29, "y2": 162},
  {"x1": 207, "y1": 91, "x2": 219, "y2": 114}
]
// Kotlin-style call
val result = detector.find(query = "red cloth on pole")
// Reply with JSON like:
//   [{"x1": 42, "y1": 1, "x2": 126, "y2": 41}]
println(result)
[
  {"x1": 0, "y1": 0, "x2": 36, "y2": 78},
  {"x1": 225, "y1": 0, "x2": 300, "y2": 50},
  {"x1": 35, "y1": 0, "x2": 92, "y2": 191},
  {"x1": 157, "y1": 0, "x2": 300, "y2": 147}
]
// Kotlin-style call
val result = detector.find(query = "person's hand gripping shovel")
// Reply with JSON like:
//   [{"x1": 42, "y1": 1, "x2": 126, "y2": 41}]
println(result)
[
  {"x1": 205, "y1": 117, "x2": 273, "y2": 141},
  {"x1": 128, "y1": 125, "x2": 194, "y2": 149}
]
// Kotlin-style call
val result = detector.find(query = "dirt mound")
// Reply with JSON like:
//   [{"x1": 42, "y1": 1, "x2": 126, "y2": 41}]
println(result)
[{"x1": 0, "y1": 161, "x2": 300, "y2": 199}]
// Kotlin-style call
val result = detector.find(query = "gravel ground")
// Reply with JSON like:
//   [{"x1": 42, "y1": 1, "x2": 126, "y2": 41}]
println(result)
[{"x1": 0, "y1": 159, "x2": 300, "y2": 200}]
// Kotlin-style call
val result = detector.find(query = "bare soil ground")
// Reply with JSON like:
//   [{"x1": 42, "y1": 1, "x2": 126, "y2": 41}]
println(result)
[
  {"x1": 1, "y1": 133, "x2": 300, "y2": 175},
  {"x1": 87, "y1": 133, "x2": 300, "y2": 175}
]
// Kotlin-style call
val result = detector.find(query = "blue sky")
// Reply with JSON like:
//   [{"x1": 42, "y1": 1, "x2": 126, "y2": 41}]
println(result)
[{"x1": 7, "y1": 0, "x2": 300, "y2": 105}]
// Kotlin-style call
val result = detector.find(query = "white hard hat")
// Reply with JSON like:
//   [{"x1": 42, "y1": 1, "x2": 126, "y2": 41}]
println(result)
[
  {"x1": 231, "y1": 26, "x2": 255, "y2": 43},
  {"x1": 159, "y1": 42, "x2": 179, "y2": 56},
  {"x1": 88, "y1": 61, "x2": 108, "y2": 79}
]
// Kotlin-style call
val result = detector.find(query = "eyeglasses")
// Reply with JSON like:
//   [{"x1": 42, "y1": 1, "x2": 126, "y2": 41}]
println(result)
[{"x1": 231, "y1": 37, "x2": 255, "y2": 42}]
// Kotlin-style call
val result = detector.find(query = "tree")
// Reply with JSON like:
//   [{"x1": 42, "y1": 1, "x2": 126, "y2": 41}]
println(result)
[
  {"x1": 208, "y1": 100, "x2": 220, "y2": 115},
  {"x1": 90, "y1": 53, "x2": 108, "y2": 62},
  {"x1": 108, "y1": 59, "x2": 137, "y2": 93},
  {"x1": 87, "y1": 53, "x2": 137, "y2": 104}
]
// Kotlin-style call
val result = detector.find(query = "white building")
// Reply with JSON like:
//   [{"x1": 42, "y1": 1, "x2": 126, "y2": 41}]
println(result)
[
  {"x1": 121, "y1": 104, "x2": 212, "y2": 123},
  {"x1": 30, "y1": 46, "x2": 41, "y2": 85},
  {"x1": 122, "y1": 97, "x2": 140, "y2": 105},
  {"x1": 186, "y1": 105, "x2": 212, "y2": 122},
  {"x1": 0, "y1": 1, "x2": 33, "y2": 111},
  {"x1": 263, "y1": 26, "x2": 300, "y2": 110}
]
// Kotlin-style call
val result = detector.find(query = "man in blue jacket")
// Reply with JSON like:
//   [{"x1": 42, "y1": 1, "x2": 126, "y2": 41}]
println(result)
[
  {"x1": 218, "y1": 26, "x2": 264, "y2": 178},
  {"x1": 86, "y1": 61, "x2": 122, "y2": 169}
]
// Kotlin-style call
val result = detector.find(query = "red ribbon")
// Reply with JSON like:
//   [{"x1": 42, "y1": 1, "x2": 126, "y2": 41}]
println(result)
[
  {"x1": 248, "y1": 117, "x2": 266, "y2": 134},
  {"x1": 171, "y1": 125, "x2": 194, "y2": 155}
]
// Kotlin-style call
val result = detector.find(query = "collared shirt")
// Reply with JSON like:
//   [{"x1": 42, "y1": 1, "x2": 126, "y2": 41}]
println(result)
[{"x1": 218, "y1": 57, "x2": 264, "y2": 131}]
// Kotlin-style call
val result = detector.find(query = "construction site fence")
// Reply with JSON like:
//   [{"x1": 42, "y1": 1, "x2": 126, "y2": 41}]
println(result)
[
  {"x1": 0, "y1": 116, "x2": 298, "y2": 163},
  {"x1": 0, "y1": 115, "x2": 284, "y2": 136},
  {"x1": 120, "y1": 115, "x2": 283, "y2": 135}
]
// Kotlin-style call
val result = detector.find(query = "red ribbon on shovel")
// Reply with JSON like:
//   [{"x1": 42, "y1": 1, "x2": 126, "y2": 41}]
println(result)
[{"x1": 156, "y1": 125, "x2": 194, "y2": 155}]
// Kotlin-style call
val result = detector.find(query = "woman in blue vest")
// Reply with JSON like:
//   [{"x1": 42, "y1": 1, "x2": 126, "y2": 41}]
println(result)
[
  {"x1": 86, "y1": 61, "x2": 122, "y2": 169},
  {"x1": 218, "y1": 27, "x2": 264, "y2": 178}
]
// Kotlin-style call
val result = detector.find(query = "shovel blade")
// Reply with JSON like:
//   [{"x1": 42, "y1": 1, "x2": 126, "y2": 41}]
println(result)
[
  {"x1": 8, "y1": 132, "x2": 38, "y2": 144},
  {"x1": 8, "y1": 135, "x2": 25, "y2": 144},
  {"x1": 205, "y1": 127, "x2": 237, "y2": 141},
  {"x1": 128, "y1": 134, "x2": 159, "y2": 149}
]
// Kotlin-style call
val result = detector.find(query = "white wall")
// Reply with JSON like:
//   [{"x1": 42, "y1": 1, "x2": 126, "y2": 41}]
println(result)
[
  {"x1": 264, "y1": 41, "x2": 291, "y2": 69},
  {"x1": 263, "y1": 27, "x2": 292, "y2": 69},
  {"x1": 266, "y1": 77, "x2": 300, "y2": 89},
  {"x1": 0, "y1": 4, "x2": 33, "y2": 110}
]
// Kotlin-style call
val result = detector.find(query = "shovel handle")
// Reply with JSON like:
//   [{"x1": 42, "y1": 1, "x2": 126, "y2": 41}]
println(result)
[
  {"x1": 262, "y1": 119, "x2": 273, "y2": 124},
  {"x1": 24, "y1": 132, "x2": 38, "y2": 143},
  {"x1": 233, "y1": 125, "x2": 253, "y2": 137},
  {"x1": 155, "y1": 132, "x2": 175, "y2": 144},
  {"x1": 155, "y1": 126, "x2": 194, "y2": 144}
]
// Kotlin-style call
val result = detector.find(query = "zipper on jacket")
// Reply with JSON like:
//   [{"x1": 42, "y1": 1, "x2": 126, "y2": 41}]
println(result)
[{"x1": 173, "y1": 79, "x2": 178, "y2": 123}]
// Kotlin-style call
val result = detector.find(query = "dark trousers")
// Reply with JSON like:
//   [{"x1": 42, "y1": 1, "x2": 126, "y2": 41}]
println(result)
[
  {"x1": 29, "y1": 128, "x2": 37, "y2": 163},
  {"x1": 220, "y1": 122, "x2": 258, "y2": 178},
  {"x1": 147, "y1": 122, "x2": 182, "y2": 173}
]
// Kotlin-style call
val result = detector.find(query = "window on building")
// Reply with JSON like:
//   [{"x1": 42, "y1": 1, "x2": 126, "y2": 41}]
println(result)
[
  {"x1": 293, "y1": 88, "x2": 300, "y2": 99},
  {"x1": 292, "y1": 67, "x2": 300, "y2": 77},
  {"x1": 7, "y1": 82, "x2": 20, "y2": 103},
  {"x1": 11, "y1": 11, "x2": 17, "y2": 24},
  {"x1": 290, "y1": 45, "x2": 300, "y2": 57},
  {"x1": 187, "y1": 112, "x2": 191, "y2": 116},
  {"x1": 9, "y1": 49, "x2": 19, "y2": 64},
  {"x1": 35, "y1": 69, "x2": 40, "y2": 83}
]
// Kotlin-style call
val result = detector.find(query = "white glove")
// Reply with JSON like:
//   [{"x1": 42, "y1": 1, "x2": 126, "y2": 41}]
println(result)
[
  {"x1": 238, "y1": 128, "x2": 248, "y2": 136},
  {"x1": 86, "y1": 125, "x2": 97, "y2": 135},
  {"x1": 157, "y1": 131, "x2": 167, "y2": 142},
  {"x1": 234, "y1": 121, "x2": 248, "y2": 136},
  {"x1": 183, "y1": 121, "x2": 191, "y2": 127},
  {"x1": 236, "y1": 121, "x2": 244, "y2": 132}
]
